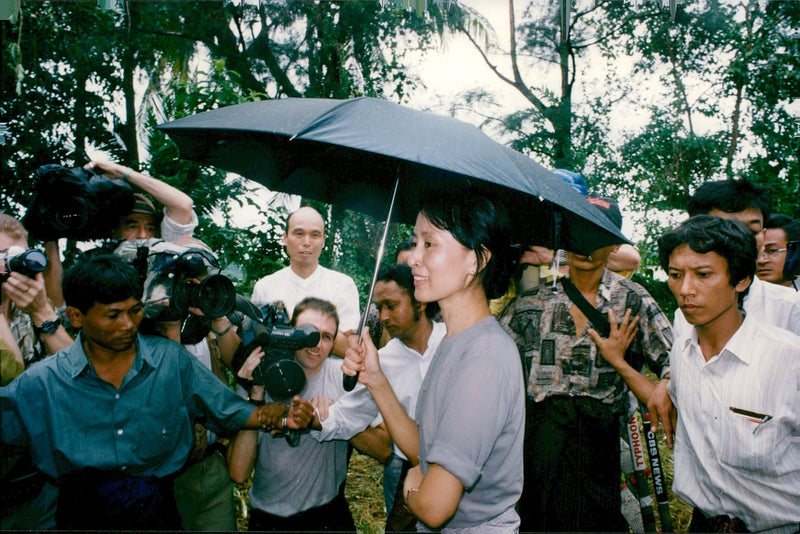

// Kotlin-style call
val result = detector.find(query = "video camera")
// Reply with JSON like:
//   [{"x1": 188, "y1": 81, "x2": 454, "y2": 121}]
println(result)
[
  {"x1": 0, "y1": 246, "x2": 47, "y2": 282},
  {"x1": 237, "y1": 301, "x2": 319, "y2": 402},
  {"x1": 23, "y1": 164, "x2": 135, "y2": 241},
  {"x1": 114, "y1": 239, "x2": 237, "y2": 343}
]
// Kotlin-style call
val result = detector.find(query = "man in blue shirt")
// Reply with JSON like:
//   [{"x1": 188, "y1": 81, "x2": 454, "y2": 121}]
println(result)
[{"x1": 0, "y1": 255, "x2": 312, "y2": 529}]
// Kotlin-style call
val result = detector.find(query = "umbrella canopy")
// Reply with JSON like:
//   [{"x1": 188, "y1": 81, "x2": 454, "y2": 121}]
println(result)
[{"x1": 158, "y1": 97, "x2": 627, "y2": 254}]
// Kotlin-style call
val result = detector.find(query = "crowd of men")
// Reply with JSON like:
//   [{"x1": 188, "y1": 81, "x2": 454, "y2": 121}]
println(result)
[{"x1": 0, "y1": 161, "x2": 798, "y2": 533}]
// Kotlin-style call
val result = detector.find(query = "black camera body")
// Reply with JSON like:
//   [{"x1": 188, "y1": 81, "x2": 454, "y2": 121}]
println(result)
[
  {"x1": 23, "y1": 164, "x2": 135, "y2": 241},
  {"x1": 0, "y1": 247, "x2": 47, "y2": 281},
  {"x1": 247, "y1": 302, "x2": 320, "y2": 401}
]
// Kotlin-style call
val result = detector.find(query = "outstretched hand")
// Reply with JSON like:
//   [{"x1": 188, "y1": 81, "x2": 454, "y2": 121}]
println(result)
[{"x1": 587, "y1": 308, "x2": 640, "y2": 369}]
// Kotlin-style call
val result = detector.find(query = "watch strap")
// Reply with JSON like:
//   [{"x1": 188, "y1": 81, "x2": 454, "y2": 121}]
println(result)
[{"x1": 33, "y1": 316, "x2": 62, "y2": 336}]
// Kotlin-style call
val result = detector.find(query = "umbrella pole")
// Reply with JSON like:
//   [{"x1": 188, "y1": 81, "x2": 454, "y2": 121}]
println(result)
[{"x1": 343, "y1": 174, "x2": 401, "y2": 391}]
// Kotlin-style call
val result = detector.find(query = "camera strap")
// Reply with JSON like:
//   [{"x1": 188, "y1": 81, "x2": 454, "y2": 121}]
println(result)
[
  {"x1": 558, "y1": 277, "x2": 644, "y2": 372},
  {"x1": 558, "y1": 277, "x2": 611, "y2": 337}
]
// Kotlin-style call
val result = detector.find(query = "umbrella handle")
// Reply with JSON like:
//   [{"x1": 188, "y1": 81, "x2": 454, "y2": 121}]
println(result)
[
  {"x1": 343, "y1": 174, "x2": 401, "y2": 392},
  {"x1": 343, "y1": 371, "x2": 359, "y2": 392}
]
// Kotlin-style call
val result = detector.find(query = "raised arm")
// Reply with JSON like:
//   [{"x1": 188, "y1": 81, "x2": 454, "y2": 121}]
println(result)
[{"x1": 85, "y1": 161, "x2": 194, "y2": 225}]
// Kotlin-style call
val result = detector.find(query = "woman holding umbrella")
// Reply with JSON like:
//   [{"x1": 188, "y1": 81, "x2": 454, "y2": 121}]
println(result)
[{"x1": 343, "y1": 192, "x2": 525, "y2": 532}]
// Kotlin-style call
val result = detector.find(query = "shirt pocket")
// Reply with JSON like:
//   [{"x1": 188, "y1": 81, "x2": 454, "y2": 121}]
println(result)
[
  {"x1": 718, "y1": 408, "x2": 788, "y2": 476},
  {"x1": 133, "y1": 406, "x2": 190, "y2": 465}
]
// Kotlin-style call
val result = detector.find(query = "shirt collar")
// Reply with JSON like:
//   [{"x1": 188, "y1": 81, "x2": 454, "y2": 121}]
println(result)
[
  {"x1": 64, "y1": 333, "x2": 151, "y2": 379},
  {"x1": 718, "y1": 313, "x2": 755, "y2": 365},
  {"x1": 682, "y1": 313, "x2": 754, "y2": 365}
]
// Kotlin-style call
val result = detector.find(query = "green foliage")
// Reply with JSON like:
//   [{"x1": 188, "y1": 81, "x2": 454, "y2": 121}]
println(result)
[{"x1": 632, "y1": 270, "x2": 678, "y2": 323}]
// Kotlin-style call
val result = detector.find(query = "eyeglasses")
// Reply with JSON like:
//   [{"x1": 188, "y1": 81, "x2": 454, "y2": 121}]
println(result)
[{"x1": 758, "y1": 247, "x2": 787, "y2": 259}]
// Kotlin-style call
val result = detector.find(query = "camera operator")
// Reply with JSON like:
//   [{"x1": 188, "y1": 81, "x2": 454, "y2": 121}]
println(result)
[
  {"x1": 0, "y1": 214, "x2": 72, "y2": 365},
  {"x1": 42, "y1": 160, "x2": 198, "y2": 311},
  {"x1": 86, "y1": 160, "x2": 197, "y2": 242},
  {"x1": 132, "y1": 238, "x2": 243, "y2": 531},
  {"x1": 228, "y1": 297, "x2": 355, "y2": 532}
]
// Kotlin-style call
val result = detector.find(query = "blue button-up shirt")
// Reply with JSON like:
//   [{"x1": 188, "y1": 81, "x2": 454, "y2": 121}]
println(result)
[{"x1": 1, "y1": 334, "x2": 253, "y2": 480}]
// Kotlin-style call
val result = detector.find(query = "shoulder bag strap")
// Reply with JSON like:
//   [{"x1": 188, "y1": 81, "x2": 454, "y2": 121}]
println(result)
[{"x1": 558, "y1": 276, "x2": 611, "y2": 337}]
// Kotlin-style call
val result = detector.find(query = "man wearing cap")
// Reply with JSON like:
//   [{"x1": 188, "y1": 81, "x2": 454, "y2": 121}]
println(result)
[
  {"x1": 498, "y1": 195, "x2": 673, "y2": 532},
  {"x1": 42, "y1": 160, "x2": 198, "y2": 312},
  {"x1": 84, "y1": 160, "x2": 198, "y2": 242}
]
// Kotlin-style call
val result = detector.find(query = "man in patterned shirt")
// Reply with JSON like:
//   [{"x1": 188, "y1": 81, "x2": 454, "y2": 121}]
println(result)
[{"x1": 499, "y1": 195, "x2": 672, "y2": 532}]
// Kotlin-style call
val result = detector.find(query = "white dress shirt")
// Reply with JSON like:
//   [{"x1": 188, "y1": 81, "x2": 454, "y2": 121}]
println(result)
[
  {"x1": 668, "y1": 315, "x2": 800, "y2": 533},
  {"x1": 312, "y1": 321, "x2": 446, "y2": 460}
]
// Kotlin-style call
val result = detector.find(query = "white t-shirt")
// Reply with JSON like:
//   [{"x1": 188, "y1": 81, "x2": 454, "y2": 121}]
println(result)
[{"x1": 251, "y1": 265, "x2": 360, "y2": 332}]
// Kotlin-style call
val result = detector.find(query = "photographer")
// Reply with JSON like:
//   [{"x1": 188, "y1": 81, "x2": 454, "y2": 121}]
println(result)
[
  {"x1": 40, "y1": 160, "x2": 198, "y2": 310},
  {"x1": 0, "y1": 214, "x2": 72, "y2": 365},
  {"x1": 228, "y1": 297, "x2": 355, "y2": 532},
  {"x1": 129, "y1": 238, "x2": 242, "y2": 531}
]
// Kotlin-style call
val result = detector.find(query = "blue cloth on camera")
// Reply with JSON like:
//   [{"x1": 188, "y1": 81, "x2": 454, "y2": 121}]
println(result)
[{"x1": 0, "y1": 333, "x2": 253, "y2": 480}]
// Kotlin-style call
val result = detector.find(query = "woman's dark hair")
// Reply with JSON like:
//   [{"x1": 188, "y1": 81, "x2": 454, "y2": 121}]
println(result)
[
  {"x1": 765, "y1": 213, "x2": 800, "y2": 242},
  {"x1": 63, "y1": 254, "x2": 143, "y2": 314},
  {"x1": 658, "y1": 215, "x2": 757, "y2": 290},
  {"x1": 419, "y1": 190, "x2": 514, "y2": 300},
  {"x1": 291, "y1": 297, "x2": 339, "y2": 337}
]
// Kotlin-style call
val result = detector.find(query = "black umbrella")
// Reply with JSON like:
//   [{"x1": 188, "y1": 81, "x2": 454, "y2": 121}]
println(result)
[
  {"x1": 158, "y1": 97, "x2": 629, "y2": 389},
  {"x1": 158, "y1": 97, "x2": 626, "y2": 252}
]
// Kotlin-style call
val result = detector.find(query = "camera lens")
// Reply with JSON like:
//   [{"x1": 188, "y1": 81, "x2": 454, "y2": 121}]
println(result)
[
  {"x1": 193, "y1": 274, "x2": 236, "y2": 318},
  {"x1": 253, "y1": 358, "x2": 306, "y2": 401},
  {"x1": 8, "y1": 250, "x2": 48, "y2": 278},
  {"x1": 52, "y1": 198, "x2": 89, "y2": 231}
]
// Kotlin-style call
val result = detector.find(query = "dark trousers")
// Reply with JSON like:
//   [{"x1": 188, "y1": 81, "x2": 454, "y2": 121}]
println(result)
[
  {"x1": 248, "y1": 484, "x2": 354, "y2": 532},
  {"x1": 385, "y1": 459, "x2": 416, "y2": 532},
  {"x1": 56, "y1": 468, "x2": 182, "y2": 530},
  {"x1": 689, "y1": 508, "x2": 750, "y2": 533},
  {"x1": 519, "y1": 395, "x2": 628, "y2": 532}
]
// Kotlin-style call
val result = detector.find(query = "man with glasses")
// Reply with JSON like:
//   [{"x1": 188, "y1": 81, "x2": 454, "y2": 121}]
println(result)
[
  {"x1": 757, "y1": 214, "x2": 800, "y2": 290},
  {"x1": 649, "y1": 179, "x2": 800, "y2": 445}
]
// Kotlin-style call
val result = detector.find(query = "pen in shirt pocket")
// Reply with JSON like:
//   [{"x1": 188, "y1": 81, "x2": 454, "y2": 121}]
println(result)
[{"x1": 729, "y1": 406, "x2": 773, "y2": 424}]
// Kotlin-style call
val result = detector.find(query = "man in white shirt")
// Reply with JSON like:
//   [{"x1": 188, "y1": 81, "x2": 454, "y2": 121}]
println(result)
[
  {"x1": 650, "y1": 179, "x2": 800, "y2": 442},
  {"x1": 251, "y1": 206, "x2": 360, "y2": 356},
  {"x1": 309, "y1": 264, "x2": 445, "y2": 521},
  {"x1": 658, "y1": 215, "x2": 800, "y2": 533}
]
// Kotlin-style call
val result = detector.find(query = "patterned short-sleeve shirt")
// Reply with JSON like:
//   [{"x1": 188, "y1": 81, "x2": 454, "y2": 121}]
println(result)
[{"x1": 498, "y1": 269, "x2": 673, "y2": 413}]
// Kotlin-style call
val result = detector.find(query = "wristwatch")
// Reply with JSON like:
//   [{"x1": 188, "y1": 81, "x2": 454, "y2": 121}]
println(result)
[{"x1": 33, "y1": 316, "x2": 62, "y2": 337}]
